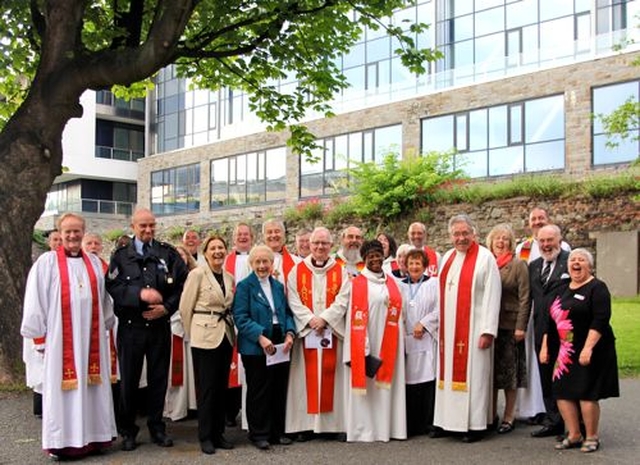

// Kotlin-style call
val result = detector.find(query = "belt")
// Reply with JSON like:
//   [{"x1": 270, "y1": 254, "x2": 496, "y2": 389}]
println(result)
[{"x1": 193, "y1": 309, "x2": 233, "y2": 324}]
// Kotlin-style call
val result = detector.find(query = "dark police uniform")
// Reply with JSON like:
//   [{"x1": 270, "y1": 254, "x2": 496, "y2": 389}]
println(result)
[{"x1": 106, "y1": 239, "x2": 188, "y2": 443}]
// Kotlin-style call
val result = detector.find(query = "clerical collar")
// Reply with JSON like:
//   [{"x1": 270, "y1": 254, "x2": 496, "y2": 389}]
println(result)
[
  {"x1": 311, "y1": 258, "x2": 327, "y2": 268},
  {"x1": 64, "y1": 249, "x2": 83, "y2": 258},
  {"x1": 236, "y1": 250, "x2": 249, "y2": 255}
]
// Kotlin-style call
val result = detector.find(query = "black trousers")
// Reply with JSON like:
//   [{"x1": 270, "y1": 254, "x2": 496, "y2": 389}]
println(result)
[
  {"x1": 242, "y1": 325, "x2": 290, "y2": 442},
  {"x1": 406, "y1": 380, "x2": 435, "y2": 436},
  {"x1": 192, "y1": 339, "x2": 233, "y2": 443},
  {"x1": 117, "y1": 323, "x2": 171, "y2": 438}
]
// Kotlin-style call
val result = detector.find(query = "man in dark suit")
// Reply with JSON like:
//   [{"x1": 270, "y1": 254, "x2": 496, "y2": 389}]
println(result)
[{"x1": 529, "y1": 224, "x2": 570, "y2": 438}]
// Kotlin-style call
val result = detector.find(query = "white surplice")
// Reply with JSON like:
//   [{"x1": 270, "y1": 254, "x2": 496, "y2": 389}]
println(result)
[
  {"x1": 285, "y1": 257, "x2": 350, "y2": 434},
  {"x1": 400, "y1": 276, "x2": 439, "y2": 385},
  {"x1": 434, "y1": 245, "x2": 501, "y2": 432},
  {"x1": 343, "y1": 269, "x2": 406, "y2": 442},
  {"x1": 163, "y1": 312, "x2": 197, "y2": 421},
  {"x1": 21, "y1": 252, "x2": 117, "y2": 450}
]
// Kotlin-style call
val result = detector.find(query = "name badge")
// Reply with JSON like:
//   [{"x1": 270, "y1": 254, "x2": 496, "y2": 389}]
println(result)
[{"x1": 574, "y1": 294, "x2": 585, "y2": 301}]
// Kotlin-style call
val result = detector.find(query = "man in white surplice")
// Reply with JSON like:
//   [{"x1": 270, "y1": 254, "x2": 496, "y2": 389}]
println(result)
[
  {"x1": 21, "y1": 213, "x2": 116, "y2": 459},
  {"x1": 285, "y1": 227, "x2": 350, "y2": 439},
  {"x1": 433, "y1": 214, "x2": 501, "y2": 443}
]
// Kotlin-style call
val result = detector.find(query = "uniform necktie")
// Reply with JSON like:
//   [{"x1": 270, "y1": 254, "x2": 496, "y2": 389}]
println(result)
[
  {"x1": 143, "y1": 242, "x2": 150, "y2": 256},
  {"x1": 540, "y1": 260, "x2": 551, "y2": 284}
]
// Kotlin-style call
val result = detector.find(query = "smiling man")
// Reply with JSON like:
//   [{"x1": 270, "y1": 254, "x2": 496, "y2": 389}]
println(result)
[
  {"x1": 285, "y1": 227, "x2": 350, "y2": 441},
  {"x1": 21, "y1": 213, "x2": 117, "y2": 460},
  {"x1": 262, "y1": 219, "x2": 298, "y2": 285},
  {"x1": 106, "y1": 208, "x2": 188, "y2": 451},
  {"x1": 432, "y1": 214, "x2": 501, "y2": 443}
]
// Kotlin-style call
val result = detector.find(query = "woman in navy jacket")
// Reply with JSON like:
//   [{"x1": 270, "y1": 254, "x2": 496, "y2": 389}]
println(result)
[{"x1": 233, "y1": 245, "x2": 296, "y2": 450}]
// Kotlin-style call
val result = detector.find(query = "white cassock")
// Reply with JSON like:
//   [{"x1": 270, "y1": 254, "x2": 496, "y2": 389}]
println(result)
[
  {"x1": 434, "y1": 245, "x2": 501, "y2": 432},
  {"x1": 513, "y1": 239, "x2": 569, "y2": 419},
  {"x1": 401, "y1": 277, "x2": 439, "y2": 385},
  {"x1": 23, "y1": 337, "x2": 44, "y2": 394},
  {"x1": 21, "y1": 252, "x2": 117, "y2": 450},
  {"x1": 343, "y1": 268, "x2": 406, "y2": 442},
  {"x1": 163, "y1": 312, "x2": 197, "y2": 421},
  {"x1": 285, "y1": 257, "x2": 350, "y2": 434}
]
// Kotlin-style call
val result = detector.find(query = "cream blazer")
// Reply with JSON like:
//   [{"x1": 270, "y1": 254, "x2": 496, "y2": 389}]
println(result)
[{"x1": 179, "y1": 265, "x2": 235, "y2": 349}]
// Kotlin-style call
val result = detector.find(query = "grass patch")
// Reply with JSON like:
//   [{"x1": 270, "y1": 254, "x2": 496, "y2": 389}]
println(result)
[{"x1": 611, "y1": 296, "x2": 640, "y2": 378}]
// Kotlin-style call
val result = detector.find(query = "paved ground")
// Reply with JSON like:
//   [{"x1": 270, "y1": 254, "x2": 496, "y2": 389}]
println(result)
[{"x1": 1, "y1": 378, "x2": 638, "y2": 465}]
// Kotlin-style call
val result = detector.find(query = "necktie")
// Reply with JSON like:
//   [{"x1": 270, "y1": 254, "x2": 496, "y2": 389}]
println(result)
[
  {"x1": 143, "y1": 242, "x2": 150, "y2": 256},
  {"x1": 540, "y1": 260, "x2": 551, "y2": 284}
]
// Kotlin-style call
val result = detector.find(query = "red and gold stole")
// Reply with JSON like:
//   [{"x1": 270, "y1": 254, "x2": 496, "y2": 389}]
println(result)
[
  {"x1": 298, "y1": 262, "x2": 342, "y2": 413},
  {"x1": 423, "y1": 246, "x2": 439, "y2": 277},
  {"x1": 518, "y1": 238, "x2": 533, "y2": 262},
  {"x1": 438, "y1": 242, "x2": 479, "y2": 392},
  {"x1": 350, "y1": 274, "x2": 402, "y2": 393},
  {"x1": 334, "y1": 256, "x2": 365, "y2": 275},
  {"x1": 57, "y1": 247, "x2": 101, "y2": 390}
]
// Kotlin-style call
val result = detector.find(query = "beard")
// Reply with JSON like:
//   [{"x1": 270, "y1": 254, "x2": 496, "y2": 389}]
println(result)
[{"x1": 343, "y1": 247, "x2": 362, "y2": 264}]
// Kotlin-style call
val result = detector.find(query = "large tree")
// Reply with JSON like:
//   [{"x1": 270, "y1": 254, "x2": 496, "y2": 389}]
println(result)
[{"x1": 0, "y1": 0, "x2": 437, "y2": 380}]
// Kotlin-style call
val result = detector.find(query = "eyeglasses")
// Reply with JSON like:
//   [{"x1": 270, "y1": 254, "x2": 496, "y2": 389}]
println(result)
[{"x1": 311, "y1": 241, "x2": 331, "y2": 247}]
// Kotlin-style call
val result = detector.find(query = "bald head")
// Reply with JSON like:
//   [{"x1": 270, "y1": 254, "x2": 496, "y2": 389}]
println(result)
[{"x1": 131, "y1": 208, "x2": 156, "y2": 243}]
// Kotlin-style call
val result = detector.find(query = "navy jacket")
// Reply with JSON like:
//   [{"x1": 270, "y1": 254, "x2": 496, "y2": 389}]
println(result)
[{"x1": 232, "y1": 272, "x2": 295, "y2": 356}]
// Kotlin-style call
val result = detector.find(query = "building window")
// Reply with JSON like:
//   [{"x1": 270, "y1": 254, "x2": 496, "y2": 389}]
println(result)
[
  {"x1": 421, "y1": 94, "x2": 565, "y2": 177},
  {"x1": 300, "y1": 124, "x2": 402, "y2": 198},
  {"x1": 210, "y1": 148, "x2": 286, "y2": 208},
  {"x1": 593, "y1": 80, "x2": 640, "y2": 165},
  {"x1": 95, "y1": 120, "x2": 144, "y2": 161},
  {"x1": 151, "y1": 163, "x2": 200, "y2": 215}
]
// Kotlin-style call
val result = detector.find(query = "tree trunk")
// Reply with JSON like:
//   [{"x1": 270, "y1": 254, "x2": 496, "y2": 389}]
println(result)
[{"x1": 0, "y1": 90, "x2": 77, "y2": 382}]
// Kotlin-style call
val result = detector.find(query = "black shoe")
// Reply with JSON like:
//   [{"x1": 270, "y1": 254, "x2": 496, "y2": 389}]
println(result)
[
  {"x1": 294, "y1": 431, "x2": 314, "y2": 442},
  {"x1": 335, "y1": 432, "x2": 347, "y2": 442},
  {"x1": 214, "y1": 437, "x2": 234, "y2": 450},
  {"x1": 269, "y1": 436, "x2": 293, "y2": 445},
  {"x1": 121, "y1": 436, "x2": 137, "y2": 451},
  {"x1": 461, "y1": 431, "x2": 483, "y2": 443},
  {"x1": 152, "y1": 432, "x2": 174, "y2": 447},
  {"x1": 497, "y1": 421, "x2": 515, "y2": 434},
  {"x1": 252, "y1": 439, "x2": 270, "y2": 450},
  {"x1": 526, "y1": 413, "x2": 546, "y2": 425},
  {"x1": 428, "y1": 427, "x2": 450, "y2": 439},
  {"x1": 225, "y1": 418, "x2": 237, "y2": 427},
  {"x1": 531, "y1": 425, "x2": 564, "y2": 438},
  {"x1": 200, "y1": 440, "x2": 215, "y2": 455}
]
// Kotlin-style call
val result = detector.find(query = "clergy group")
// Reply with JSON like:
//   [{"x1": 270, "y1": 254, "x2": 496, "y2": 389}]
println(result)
[{"x1": 23, "y1": 207, "x2": 573, "y2": 458}]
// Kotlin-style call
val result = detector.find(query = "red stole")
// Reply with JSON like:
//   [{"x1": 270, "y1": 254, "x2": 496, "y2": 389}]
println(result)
[
  {"x1": 170, "y1": 335, "x2": 184, "y2": 386},
  {"x1": 423, "y1": 246, "x2": 439, "y2": 277},
  {"x1": 517, "y1": 238, "x2": 533, "y2": 262},
  {"x1": 438, "y1": 242, "x2": 479, "y2": 392},
  {"x1": 56, "y1": 248, "x2": 101, "y2": 390},
  {"x1": 298, "y1": 262, "x2": 342, "y2": 413},
  {"x1": 224, "y1": 252, "x2": 242, "y2": 388},
  {"x1": 350, "y1": 273, "x2": 402, "y2": 392},
  {"x1": 280, "y1": 246, "x2": 296, "y2": 283}
]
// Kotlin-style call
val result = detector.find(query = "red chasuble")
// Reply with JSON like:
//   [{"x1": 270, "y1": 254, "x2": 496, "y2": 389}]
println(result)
[
  {"x1": 56, "y1": 248, "x2": 101, "y2": 390},
  {"x1": 350, "y1": 274, "x2": 402, "y2": 393},
  {"x1": 438, "y1": 242, "x2": 479, "y2": 392},
  {"x1": 297, "y1": 262, "x2": 342, "y2": 413}
]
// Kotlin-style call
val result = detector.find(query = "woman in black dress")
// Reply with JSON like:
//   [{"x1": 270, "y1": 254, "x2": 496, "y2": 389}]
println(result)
[{"x1": 541, "y1": 248, "x2": 619, "y2": 453}]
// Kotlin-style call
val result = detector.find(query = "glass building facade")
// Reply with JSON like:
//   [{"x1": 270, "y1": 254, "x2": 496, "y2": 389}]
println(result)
[{"x1": 145, "y1": 0, "x2": 640, "y2": 216}]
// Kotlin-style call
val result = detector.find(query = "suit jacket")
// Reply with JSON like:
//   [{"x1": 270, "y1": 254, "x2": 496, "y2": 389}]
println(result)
[
  {"x1": 232, "y1": 272, "x2": 296, "y2": 356},
  {"x1": 529, "y1": 249, "x2": 570, "y2": 350},
  {"x1": 179, "y1": 265, "x2": 235, "y2": 349}
]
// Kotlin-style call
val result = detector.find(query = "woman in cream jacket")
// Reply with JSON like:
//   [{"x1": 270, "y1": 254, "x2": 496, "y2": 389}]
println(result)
[{"x1": 180, "y1": 235, "x2": 235, "y2": 455}]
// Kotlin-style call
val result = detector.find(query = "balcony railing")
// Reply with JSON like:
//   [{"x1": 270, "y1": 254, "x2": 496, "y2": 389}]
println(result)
[
  {"x1": 95, "y1": 145, "x2": 144, "y2": 161},
  {"x1": 44, "y1": 199, "x2": 135, "y2": 216}
]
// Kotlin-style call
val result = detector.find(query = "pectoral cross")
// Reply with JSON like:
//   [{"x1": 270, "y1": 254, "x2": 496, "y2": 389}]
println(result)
[
  {"x1": 456, "y1": 340, "x2": 465, "y2": 354},
  {"x1": 447, "y1": 279, "x2": 455, "y2": 291}
]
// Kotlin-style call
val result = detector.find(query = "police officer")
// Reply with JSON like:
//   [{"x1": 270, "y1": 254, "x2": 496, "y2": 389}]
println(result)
[{"x1": 106, "y1": 208, "x2": 188, "y2": 451}]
